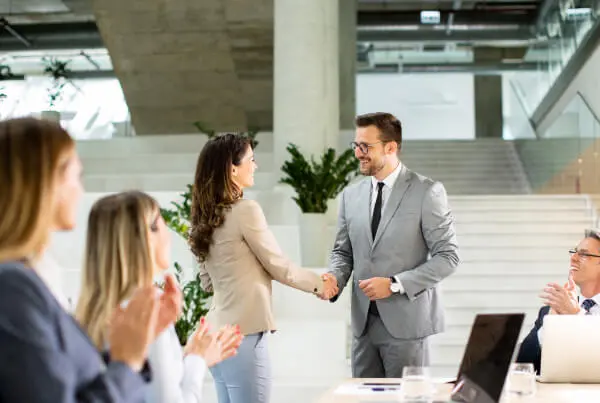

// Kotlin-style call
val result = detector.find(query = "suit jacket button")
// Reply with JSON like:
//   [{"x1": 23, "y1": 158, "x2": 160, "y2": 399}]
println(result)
[{"x1": 314, "y1": 288, "x2": 318, "y2": 292}]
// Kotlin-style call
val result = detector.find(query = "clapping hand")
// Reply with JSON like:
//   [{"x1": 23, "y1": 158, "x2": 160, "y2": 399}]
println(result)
[
  {"x1": 107, "y1": 275, "x2": 182, "y2": 372},
  {"x1": 155, "y1": 273, "x2": 183, "y2": 338},
  {"x1": 541, "y1": 274, "x2": 579, "y2": 315},
  {"x1": 318, "y1": 273, "x2": 339, "y2": 300},
  {"x1": 108, "y1": 287, "x2": 162, "y2": 371},
  {"x1": 184, "y1": 318, "x2": 243, "y2": 367}
]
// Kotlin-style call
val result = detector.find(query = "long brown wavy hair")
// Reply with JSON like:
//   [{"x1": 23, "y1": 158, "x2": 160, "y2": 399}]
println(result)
[{"x1": 189, "y1": 133, "x2": 252, "y2": 262}]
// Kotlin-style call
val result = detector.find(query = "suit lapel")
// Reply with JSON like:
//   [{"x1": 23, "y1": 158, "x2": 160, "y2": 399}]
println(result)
[
  {"x1": 372, "y1": 165, "x2": 411, "y2": 249},
  {"x1": 358, "y1": 179, "x2": 374, "y2": 248}
]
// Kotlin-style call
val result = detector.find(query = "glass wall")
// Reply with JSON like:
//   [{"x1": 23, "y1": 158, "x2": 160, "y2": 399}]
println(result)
[
  {"x1": 514, "y1": 91, "x2": 600, "y2": 193},
  {"x1": 518, "y1": 1, "x2": 599, "y2": 113},
  {"x1": 0, "y1": 77, "x2": 131, "y2": 139}
]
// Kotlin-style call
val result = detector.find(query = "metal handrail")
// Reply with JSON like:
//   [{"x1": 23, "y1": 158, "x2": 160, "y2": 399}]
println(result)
[
  {"x1": 507, "y1": 78, "x2": 540, "y2": 139},
  {"x1": 576, "y1": 90, "x2": 600, "y2": 127}
]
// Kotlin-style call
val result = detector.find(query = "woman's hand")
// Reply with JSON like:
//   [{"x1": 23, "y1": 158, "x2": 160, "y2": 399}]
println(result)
[
  {"x1": 184, "y1": 318, "x2": 243, "y2": 367},
  {"x1": 108, "y1": 275, "x2": 182, "y2": 372},
  {"x1": 108, "y1": 286, "x2": 161, "y2": 371}
]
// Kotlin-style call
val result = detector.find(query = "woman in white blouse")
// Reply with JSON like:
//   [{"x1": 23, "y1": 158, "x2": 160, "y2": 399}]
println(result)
[{"x1": 76, "y1": 190, "x2": 243, "y2": 402}]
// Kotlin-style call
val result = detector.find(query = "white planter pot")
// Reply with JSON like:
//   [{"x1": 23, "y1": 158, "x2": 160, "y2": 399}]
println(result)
[
  {"x1": 326, "y1": 198, "x2": 339, "y2": 226},
  {"x1": 299, "y1": 212, "x2": 329, "y2": 268},
  {"x1": 40, "y1": 110, "x2": 61, "y2": 122}
]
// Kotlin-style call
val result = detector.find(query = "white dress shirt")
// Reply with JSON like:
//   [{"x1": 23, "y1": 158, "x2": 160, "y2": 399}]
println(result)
[
  {"x1": 370, "y1": 162, "x2": 405, "y2": 294},
  {"x1": 120, "y1": 295, "x2": 207, "y2": 403},
  {"x1": 145, "y1": 326, "x2": 207, "y2": 403},
  {"x1": 537, "y1": 293, "x2": 600, "y2": 345},
  {"x1": 34, "y1": 252, "x2": 70, "y2": 310},
  {"x1": 370, "y1": 161, "x2": 403, "y2": 217}
]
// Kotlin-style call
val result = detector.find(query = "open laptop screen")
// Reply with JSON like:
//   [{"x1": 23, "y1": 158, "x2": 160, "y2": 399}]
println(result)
[{"x1": 452, "y1": 313, "x2": 525, "y2": 403}]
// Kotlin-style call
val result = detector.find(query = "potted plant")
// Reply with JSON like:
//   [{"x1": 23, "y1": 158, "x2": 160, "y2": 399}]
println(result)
[
  {"x1": 41, "y1": 57, "x2": 72, "y2": 122},
  {"x1": 280, "y1": 143, "x2": 358, "y2": 267},
  {"x1": 193, "y1": 121, "x2": 261, "y2": 148},
  {"x1": 160, "y1": 184, "x2": 213, "y2": 345}
]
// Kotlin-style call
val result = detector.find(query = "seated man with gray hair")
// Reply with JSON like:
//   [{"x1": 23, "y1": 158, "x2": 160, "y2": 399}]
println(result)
[{"x1": 516, "y1": 229, "x2": 600, "y2": 373}]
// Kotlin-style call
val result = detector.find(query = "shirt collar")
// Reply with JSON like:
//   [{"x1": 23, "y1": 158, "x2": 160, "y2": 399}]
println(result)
[
  {"x1": 372, "y1": 162, "x2": 403, "y2": 190},
  {"x1": 579, "y1": 293, "x2": 600, "y2": 306}
]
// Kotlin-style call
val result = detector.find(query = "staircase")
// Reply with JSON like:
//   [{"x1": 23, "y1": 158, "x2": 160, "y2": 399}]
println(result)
[
  {"x1": 401, "y1": 139, "x2": 530, "y2": 195},
  {"x1": 77, "y1": 134, "x2": 529, "y2": 195},
  {"x1": 429, "y1": 194, "x2": 596, "y2": 377},
  {"x1": 57, "y1": 134, "x2": 597, "y2": 403}
]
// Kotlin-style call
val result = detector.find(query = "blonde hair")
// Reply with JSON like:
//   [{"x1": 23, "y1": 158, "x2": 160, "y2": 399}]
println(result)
[
  {"x1": 75, "y1": 190, "x2": 161, "y2": 349},
  {"x1": 0, "y1": 117, "x2": 74, "y2": 263}
]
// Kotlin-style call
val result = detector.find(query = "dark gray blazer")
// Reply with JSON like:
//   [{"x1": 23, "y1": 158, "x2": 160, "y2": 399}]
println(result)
[{"x1": 0, "y1": 260, "x2": 150, "y2": 402}]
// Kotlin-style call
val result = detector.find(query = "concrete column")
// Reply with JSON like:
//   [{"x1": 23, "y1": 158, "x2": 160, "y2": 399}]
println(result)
[
  {"x1": 474, "y1": 75, "x2": 503, "y2": 138},
  {"x1": 273, "y1": 0, "x2": 340, "y2": 173},
  {"x1": 473, "y1": 47, "x2": 504, "y2": 139},
  {"x1": 339, "y1": 0, "x2": 357, "y2": 131}
]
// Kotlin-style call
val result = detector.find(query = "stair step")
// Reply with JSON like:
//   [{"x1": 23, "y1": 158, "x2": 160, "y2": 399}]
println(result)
[
  {"x1": 442, "y1": 274, "x2": 565, "y2": 291},
  {"x1": 457, "y1": 261, "x2": 572, "y2": 275},
  {"x1": 455, "y1": 211, "x2": 592, "y2": 222}
]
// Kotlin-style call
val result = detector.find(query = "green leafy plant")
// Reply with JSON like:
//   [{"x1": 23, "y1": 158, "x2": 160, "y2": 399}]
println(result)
[
  {"x1": 280, "y1": 144, "x2": 359, "y2": 213},
  {"x1": 160, "y1": 185, "x2": 213, "y2": 345},
  {"x1": 0, "y1": 64, "x2": 14, "y2": 106},
  {"x1": 42, "y1": 57, "x2": 72, "y2": 108},
  {"x1": 193, "y1": 121, "x2": 260, "y2": 148}
]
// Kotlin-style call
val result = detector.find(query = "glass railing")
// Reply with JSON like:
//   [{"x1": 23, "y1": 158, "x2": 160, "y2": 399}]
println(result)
[
  {"x1": 518, "y1": 2, "x2": 599, "y2": 114},
  {"x1": 513, "y1": 91, "x2": 600, "y2": 194},
  {"x1": 503, "y1": 77, "x2": 538, "y2": 139},
  {"x1": 0, "y1": 76, "x2": 133, "y2": 139}
]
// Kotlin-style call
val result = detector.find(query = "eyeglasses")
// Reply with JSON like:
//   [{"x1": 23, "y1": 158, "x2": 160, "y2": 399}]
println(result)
[
  {"x1": 569, "y1": 248, "x2": 600, "y2": 259},
  {"x1": 350, "y1": 141, "x2": 385, "y2": 154}
]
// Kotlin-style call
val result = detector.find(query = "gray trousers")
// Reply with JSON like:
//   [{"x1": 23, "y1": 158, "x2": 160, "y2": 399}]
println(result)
[{"x1": 352, "y1": 312, "x2": 430, "y2": 378}]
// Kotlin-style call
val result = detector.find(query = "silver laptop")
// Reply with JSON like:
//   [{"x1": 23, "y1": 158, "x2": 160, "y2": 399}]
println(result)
[{"x1": 539, "y1": 315, "x2": 600, "y2": 383}]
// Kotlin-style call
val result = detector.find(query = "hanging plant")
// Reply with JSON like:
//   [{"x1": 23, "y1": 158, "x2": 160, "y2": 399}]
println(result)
[{"x1": 42, "y1": 57, "x2": 72, "y2": 108}]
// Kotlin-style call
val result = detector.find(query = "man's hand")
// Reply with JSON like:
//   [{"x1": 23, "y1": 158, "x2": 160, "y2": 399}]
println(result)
[
  {"x1": 318, "y1": 273, "x2": 339, "y2": 300},
  {"x1": 359, "y1": 277, "x2": 392, "y2": 301},
  {"x1": 540, "y1": 280, "x2": 579, "y2": 315}
]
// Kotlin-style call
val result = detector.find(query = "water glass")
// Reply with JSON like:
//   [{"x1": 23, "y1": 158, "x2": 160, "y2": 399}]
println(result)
[
  {"x1": 399, "y1": 366, "x2": 434, "y2": 403},
  {"x1": 506, "y1": 363, "x2": 536, "y2": 398}
]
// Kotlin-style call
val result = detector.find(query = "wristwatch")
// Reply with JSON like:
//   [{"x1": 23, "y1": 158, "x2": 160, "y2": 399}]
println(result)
[{"x1": 389, "y1": 276, "x2": 402, "y2": 293}]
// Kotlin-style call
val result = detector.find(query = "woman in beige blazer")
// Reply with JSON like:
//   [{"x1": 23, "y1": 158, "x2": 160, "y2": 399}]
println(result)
[{"x1": 189, "y1": 133, "x2": 337, "y2": 403}]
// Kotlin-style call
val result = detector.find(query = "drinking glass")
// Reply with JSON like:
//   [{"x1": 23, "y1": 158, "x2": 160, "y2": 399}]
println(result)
[
  {"x1": 506, "y1": 363, "x2": 536, "y2": 398},
  {"x1": 399, "y1": 366, "x2": 434, "y2": 403}
]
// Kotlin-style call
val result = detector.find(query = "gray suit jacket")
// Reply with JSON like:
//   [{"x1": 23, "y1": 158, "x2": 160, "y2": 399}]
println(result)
[
  {"x1": 0, "y1": 260, "x2": 150, "y2": 402},
  {"x1": 329, "y1": 164, "x2": 459, "y2": 339}
]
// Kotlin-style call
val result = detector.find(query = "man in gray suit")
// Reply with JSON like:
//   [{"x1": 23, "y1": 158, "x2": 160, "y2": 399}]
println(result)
[{"x1": 322, "y1": 112, "x2": 460, "y2": 378}]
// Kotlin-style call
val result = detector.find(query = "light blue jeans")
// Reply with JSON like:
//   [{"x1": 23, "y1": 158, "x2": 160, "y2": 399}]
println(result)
[{"x1": 209, "y1": 332, "x2": 271, "y2": 403}]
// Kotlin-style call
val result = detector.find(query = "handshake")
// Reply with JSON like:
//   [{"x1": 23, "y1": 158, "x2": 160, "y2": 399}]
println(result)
[
  {"x1": 315, "y1": 273, "x2": 395, "y2": 301},
  {"x1": 317, "y1": 273, "x2": 339, "y2": 300}
]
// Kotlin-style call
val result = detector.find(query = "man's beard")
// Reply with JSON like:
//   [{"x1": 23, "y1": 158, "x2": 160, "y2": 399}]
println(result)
[{"x1": 359, "y1": 158, "x2": 385, "y2": 176}]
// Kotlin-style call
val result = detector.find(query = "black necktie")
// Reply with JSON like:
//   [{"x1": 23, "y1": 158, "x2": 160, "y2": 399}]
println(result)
[
  {"x1": 582, "y1": 299, "x2": 596, "y2": 314},
  {"x1": 371, "y1": 182, "x2": 384, "y2": 239}
]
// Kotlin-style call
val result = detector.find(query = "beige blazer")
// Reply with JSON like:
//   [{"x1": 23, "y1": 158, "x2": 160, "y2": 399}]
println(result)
[{"x1": 199, "y1": 199, "x2": 324, "y2": 335}]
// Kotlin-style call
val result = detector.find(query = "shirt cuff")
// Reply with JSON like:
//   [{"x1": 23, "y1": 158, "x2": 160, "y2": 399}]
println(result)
[
  {"x1": 393, "y1": 276, "x2": 405, "y2": 294},
  {"x1": 183, "y1": 354, "x2": 207, "y2": 372},
  {"x1": 537, "y1": 326, "x2": 543, "y2": 346}
]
